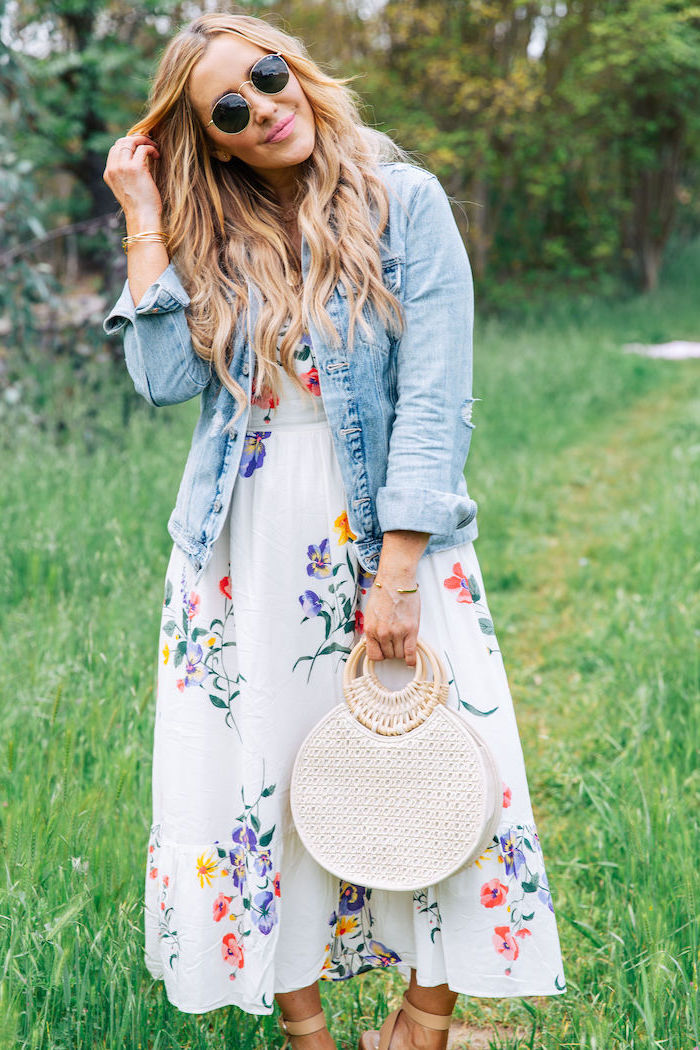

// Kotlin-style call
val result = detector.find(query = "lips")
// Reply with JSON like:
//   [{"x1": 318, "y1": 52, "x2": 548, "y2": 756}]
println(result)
[{"x1": 265, "y1": 114, "x2": 295, "y2": 143}]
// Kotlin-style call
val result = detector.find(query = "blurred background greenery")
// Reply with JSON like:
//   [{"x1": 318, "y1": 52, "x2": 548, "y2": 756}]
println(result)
[
  {"x1": 1, "y1": 0, "x2": 700, "y2": 439},
  {"x1": 0, "y1": 2, "x2": 698, "y2": 1049}
]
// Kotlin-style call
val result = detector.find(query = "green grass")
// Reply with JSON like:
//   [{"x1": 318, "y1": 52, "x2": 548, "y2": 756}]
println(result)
[{"x1": 0, "y1": 237, "x2": 698, "y2": 1048}]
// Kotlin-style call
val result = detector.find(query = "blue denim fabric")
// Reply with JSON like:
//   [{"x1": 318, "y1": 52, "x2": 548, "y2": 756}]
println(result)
[{"x1": 103, "y1": 161, "x2": 479, "y2": 581}]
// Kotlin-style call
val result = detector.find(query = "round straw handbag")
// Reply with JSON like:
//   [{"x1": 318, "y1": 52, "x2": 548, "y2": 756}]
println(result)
[{"x1": 289, "y1": 636, "x2": 502, "y2": 892}]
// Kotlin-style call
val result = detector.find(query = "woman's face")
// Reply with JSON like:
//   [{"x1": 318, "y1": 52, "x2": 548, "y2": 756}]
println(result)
[{"x1": 188, "y1": 33, "x2": 316, "y2": 186}]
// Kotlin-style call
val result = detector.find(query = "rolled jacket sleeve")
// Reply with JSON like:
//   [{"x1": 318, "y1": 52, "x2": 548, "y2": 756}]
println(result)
[
  {"x1": 375, "y1": 173, "x2": 478, "y2": 537},
  {"x1": 102, "y1": 260, "x2": 212, "y2": 406}
]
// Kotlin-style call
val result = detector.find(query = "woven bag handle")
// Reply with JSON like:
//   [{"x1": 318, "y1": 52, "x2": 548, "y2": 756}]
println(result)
[{"x1": 342, "y1": 636, "x2": 450, "y2": 736}]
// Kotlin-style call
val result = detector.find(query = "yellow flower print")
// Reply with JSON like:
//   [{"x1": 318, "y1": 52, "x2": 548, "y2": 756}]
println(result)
[
  {"x1": 336, "y1": 915, "x2": 358, "y2": 937},
  {"x1": 162, "y1": 644, "x2": 170, "y2": 665},
  {"x1": 196, "y1": 851, "x2": 220, "y2": 888},
  {"x1": 207, "y1": 636, "x2": 217, "y2": 648},
  {"x1": 334, "y1": 511, "x2": 357, "y2": 545}
]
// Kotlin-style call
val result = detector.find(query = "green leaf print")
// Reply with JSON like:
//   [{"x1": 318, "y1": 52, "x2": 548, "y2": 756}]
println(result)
[
  {"x1": 258, "y1": 827, "x2": 275, "y2": 847},
  {"x1": 467, "y1": 574, "x2": 481, "y2": 602},
  {"x1": 164, "y1": 579, "x2": 173, "y2": 607}
]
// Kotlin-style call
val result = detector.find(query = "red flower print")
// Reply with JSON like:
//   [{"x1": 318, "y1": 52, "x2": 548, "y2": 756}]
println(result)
[
  {"x1": 219, "y1": 576, "x2": 232, "y2": 600},
  {"x1": 516, "y1": 928, "x2": 532, "y2": 939},
  {"x1": 300, "y1": 366, "x2": 321, "y2": 396},
  {"x1": 273, "y1": 871, "x2": 281, "y2": 897},
  {"x1": 354, "y1": 609, "x2": 365, "y2": 634},
  {"x1": 149, "y1": 845, "x2": 154, "y2": 854},
  {"x1": 163, "y1": 875, "x2": 169, "y2": 887},
  {"x1": 186, "y1": 590, "x2": 200, "y2": 620},
  {"x1": 480, "y1": 879, "x2": 508, "y2": 908},
  {"x1": 503, "y1": 783, "x2": 512, "y2": 809},
  {"x1": 443, "y1": 562, "x2": 474, "y2": 603},
  {"x1": 149, "y1": 867, "x2": 158, "y2": 880},
  {"x1": 176, "y1": 680, "x2": 185, "y2": 692},
  {"x1": 160, "y1": 901, "x2": 165, "y2": 910},
  {"x1": 213, "y1": 893, "x2": 233, "y2": 922},
  {"x1": 493, "y1": 925, "x2": 519, "y2": 961},
  {"x1": 222, "y1": 932, "x2": 245, "y2": 969},
  {"x1": 251, "y1": 375, "x2": 279, "y2": 412}
]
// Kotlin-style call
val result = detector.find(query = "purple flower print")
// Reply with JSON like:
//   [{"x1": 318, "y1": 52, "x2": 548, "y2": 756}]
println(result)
[
  {"x1": 238, "y1": 432, "x2": 271, "y2": 478},
  {"x1": 183, "y1": 641, "x2": 208, "y2": 687},
  {"x1": 299, "y1": 590, "x2": 322, "y2": 616},
  {"x1": 500, "y1": 830, "x2": 527, "y2": 878},
  {"x1": 307, "y1": 538, "x2": 332, "y2": 579},
  {"x1": 300, "y1": 330, "x2": 312, "y2": 349},
  {"x1": 367, "y1": 939, "x2": 402, "y2": 966},
  {"x1": 252, "y1": 890, "x2": 277, "y2": 935},
  {"x1": 228, "y1": 846, "x2": 246, "y2": 890},
  {"x1": 357, "y1": 568, "x2": 375, "y2": 594},
  {"x1": 232, "y1": 825, "x2": 257, "y2": 851},
  {"x1": 253, "y1": 848, "x2": 272, "y2": 876},
  {"x1": 538, "y1": 872, "x2": 555, "y2": 913},
  {"x1": 339, "y1": 882, "x2": 366, "y2": 914}
]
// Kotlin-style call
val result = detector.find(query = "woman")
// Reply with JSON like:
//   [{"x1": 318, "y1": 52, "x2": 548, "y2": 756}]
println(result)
[{"x1": 102, "y1": 11, "x2": 566, "y2": 1048}]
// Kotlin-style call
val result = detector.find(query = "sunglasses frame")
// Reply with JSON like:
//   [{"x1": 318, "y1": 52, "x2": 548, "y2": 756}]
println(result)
[{"x1": 206, "y1": 52, "x2": 290, "y2": 135}]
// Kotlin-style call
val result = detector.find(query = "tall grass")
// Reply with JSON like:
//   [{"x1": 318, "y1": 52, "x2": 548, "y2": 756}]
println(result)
[{"x1": 0, "y1": 238, "x2": 698, "y2": 1048}]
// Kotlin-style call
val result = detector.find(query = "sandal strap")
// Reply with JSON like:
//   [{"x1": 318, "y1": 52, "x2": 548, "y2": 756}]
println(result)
[
  {"x1": 378, "y1": 1008, "x2": 402, "y2": 1050},
  {"x1": 278, "y1": 1010, "x2": 327, "y2": 1036},
  {"x1": 400, "y1": 993, "x2": 453, "y2": 1031}
]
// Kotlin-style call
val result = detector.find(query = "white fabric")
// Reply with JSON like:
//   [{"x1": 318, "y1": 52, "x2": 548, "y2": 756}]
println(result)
[{"x1": 145, "y1": 325, "x2": 567, "y2": 1014}]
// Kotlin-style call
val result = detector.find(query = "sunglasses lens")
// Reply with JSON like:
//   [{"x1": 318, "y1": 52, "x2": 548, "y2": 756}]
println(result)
[
  {"x1": 251, "y1": 53, "x2": 289, "y2": 94},
  {"x1": 212, "y1": 93, "x2": 250, "y2": 134}
]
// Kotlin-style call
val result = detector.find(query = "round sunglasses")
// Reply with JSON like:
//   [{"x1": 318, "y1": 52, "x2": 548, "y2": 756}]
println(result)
[{"x1": 207, "y1": 52, "x2": 290, "y2": 135}]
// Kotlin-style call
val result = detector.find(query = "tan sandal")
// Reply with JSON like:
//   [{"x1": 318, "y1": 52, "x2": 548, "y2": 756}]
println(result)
[
  {"x1": 358, "y1": 991, "x2": 453, "y2": 1050},
  {"x1": 278, "y1": 1009, "x2": 328, "y2": 1050}
]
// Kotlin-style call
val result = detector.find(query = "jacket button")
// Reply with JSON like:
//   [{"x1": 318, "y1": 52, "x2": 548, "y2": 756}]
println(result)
[
  {"x1": 213, "y1": 499, "x2": 222, "y2": 512},
  {"x1": 242, "y1": 363, "x2": 249, "y2": 375}
]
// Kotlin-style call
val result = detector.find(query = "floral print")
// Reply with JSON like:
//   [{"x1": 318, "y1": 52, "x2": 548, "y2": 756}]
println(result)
[
  {"x1": 161, "y1": 565, "x2": 243, "y2": 734},
  {"x1": 443, "y1": 561, "x2": 501, "y2": 656},
  {"x1": 238, "y1": 431, "x2": 271, "y2": 478},
  {"x1": 189, "y1": 773, "x2": 281, "y2": 984},
  {"x1": 413, "y1": 888, "x2": 443, "y2": 943},
  {"x1": 306, "y1": 538, "x2": 332, "y2": 579},
  {"x1": 321, "y1": 882, "x2": 402, "y2": 979},
  {"x1": 145, "y1": 320, "x2": 565, "y2": 1013},
  {"x1": 295, "y1": 523, "x2": 358, "y2": 681},
  {"x1": 476, "y1": 797, "x2": 558, "y2": 977}
]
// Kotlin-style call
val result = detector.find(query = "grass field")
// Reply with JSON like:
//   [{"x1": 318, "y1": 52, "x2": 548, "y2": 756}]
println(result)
[{"x1": 0, "y1": 239, "x2": 698, "y2": 1048}]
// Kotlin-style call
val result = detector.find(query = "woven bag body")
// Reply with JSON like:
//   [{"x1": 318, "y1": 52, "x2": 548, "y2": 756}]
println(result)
[{"x1": 289, "y1": 638, "x2": 502, "y2": 892}]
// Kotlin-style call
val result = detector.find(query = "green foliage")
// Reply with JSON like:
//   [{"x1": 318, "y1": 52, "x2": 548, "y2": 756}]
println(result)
[
  {"x1": 357, "y1": 0, "x2": 700, "y2": 297},
  {"x1": 0, "y1": 236, "x2": 698, "y2": 1049}
]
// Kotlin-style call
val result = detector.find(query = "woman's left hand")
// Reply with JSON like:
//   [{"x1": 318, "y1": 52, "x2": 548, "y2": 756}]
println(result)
[{"x1": 362, "y1": 574, "x2": 421, "y2": 666}]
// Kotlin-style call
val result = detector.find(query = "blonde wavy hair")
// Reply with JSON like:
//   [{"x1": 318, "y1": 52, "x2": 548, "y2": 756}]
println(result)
[{"x1": 125, "y1": 11, "x2": 417, "y2": 431}]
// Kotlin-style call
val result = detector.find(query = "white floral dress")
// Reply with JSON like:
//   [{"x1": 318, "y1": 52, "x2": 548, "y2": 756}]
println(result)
[{"x1": 145, "y1": 321, "x2": 567, "y2": 1014}]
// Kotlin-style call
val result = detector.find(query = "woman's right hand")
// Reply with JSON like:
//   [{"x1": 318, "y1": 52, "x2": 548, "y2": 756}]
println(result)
[{"x1": 103, "y1": 134, "x2": 163, "y2": 223}]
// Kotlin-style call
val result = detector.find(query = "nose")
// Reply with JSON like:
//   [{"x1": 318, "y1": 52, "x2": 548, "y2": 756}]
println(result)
[{"x1": 238, "y1": 83, "x2": 278, "y2": 123}]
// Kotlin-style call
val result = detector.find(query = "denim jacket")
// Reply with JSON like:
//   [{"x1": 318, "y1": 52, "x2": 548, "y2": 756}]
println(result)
[{"x1": 103, "y1": 161, "x2": 479, "y2": 582}]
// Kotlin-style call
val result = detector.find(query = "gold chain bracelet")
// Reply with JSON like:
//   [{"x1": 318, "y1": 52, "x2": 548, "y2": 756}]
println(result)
[
  {"x1": 122, "y1": 230, "x2": 169, "y2": 254},
  {"x1": 373, "y1": 581, "x2": 419, "y2": 593}
]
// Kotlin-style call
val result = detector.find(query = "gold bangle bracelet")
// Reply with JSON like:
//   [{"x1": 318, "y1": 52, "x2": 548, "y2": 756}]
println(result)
[
  {"x1": 122, "y1": 231, "x2": 168, "y2": 254},
  {"x1": 373, "y1": 581, "x2": 419, "y2": 593}
]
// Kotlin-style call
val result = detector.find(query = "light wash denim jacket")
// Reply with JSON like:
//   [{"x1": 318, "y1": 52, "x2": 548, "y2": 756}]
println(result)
[{"x1": 103, "y1": 161, "x2": 479, "y2": 582}]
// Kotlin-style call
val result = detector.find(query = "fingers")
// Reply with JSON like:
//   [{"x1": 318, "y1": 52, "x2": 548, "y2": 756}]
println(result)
[
  {"x1": 364, "y1": 630, "x2": 419, "y2": 665},
  {"x1": 103, "y1": 136, "x2": 161, "y2": 197},
  {"x1": 403, "y1": 636, "x2": 418, "y2": 668}
]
